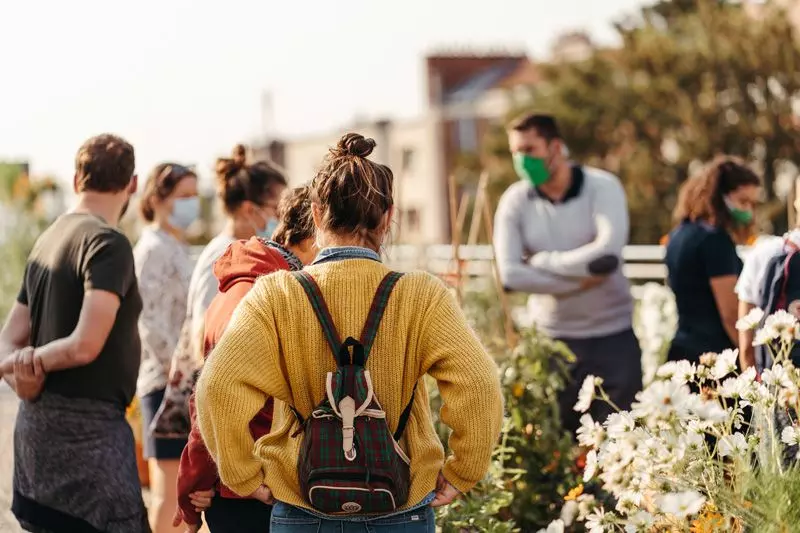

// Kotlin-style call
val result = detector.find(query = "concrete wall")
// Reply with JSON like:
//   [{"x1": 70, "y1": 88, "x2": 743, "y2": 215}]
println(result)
[{"x1": 281, "y1": 119, "x2": 448, "y2": 244}]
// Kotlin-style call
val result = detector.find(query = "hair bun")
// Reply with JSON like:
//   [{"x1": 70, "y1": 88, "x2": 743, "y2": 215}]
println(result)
[
  {"x1": 334, "y1": 133, "x2": 376, "y2": 159},
  {"x1": 215, "y1": 143, "x2": 248, "y2": 183},
  {"x1": 232, "y1": 144, "x2": 247, "y2": 165}
]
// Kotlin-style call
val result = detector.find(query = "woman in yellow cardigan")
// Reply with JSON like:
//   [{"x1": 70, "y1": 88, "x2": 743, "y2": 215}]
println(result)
[{"x1": 196, "y1": 133, "x2": 504, "y2": 532}]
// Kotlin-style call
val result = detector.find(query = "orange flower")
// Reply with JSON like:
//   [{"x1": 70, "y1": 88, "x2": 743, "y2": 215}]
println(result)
[
  {"x1": 564, "y1": 484, "x2": 584, "y2": 501},
  {"x1": 690, "y1": 503, "x2": 725, "y2": 533}
]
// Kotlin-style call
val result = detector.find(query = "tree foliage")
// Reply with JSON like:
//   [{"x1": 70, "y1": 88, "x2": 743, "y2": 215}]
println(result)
[{"x1": 483, "y1": 0, "x2": 800, "y2": 243}]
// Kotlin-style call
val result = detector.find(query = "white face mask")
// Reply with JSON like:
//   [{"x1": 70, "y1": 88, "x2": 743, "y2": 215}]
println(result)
[
  {"x1": 255, "y1": 217, "x2": 279, "y2": 240},
  {"x1": 169, "y1": 197, "x2": 200, "y2": 230}
]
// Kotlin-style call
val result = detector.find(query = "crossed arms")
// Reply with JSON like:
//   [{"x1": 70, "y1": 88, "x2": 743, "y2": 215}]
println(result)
[{"x1": 494, "y1": 178, "x2": 629, "y2": 296}]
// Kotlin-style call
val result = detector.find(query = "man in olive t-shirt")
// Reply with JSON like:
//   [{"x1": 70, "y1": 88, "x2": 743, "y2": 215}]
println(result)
[
  {"x1": 0, "y1": 134, "x2": 150, "y2": 533},
  {"x1": 18, "y1": 212, "x2": 142, "y2": 406}
]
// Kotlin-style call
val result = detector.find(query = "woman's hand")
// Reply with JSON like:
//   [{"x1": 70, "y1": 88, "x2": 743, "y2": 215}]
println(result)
[
  {"x1": 171, "y1": 487, "x2": 215, "y2": 533},
  {"x1": 431, "y1": 472, "x2": 460, "y2": 508},
  {"x1": 189, "y1": 489, "x2": 215, "y2": 512},
  {"x1": 249, "y1": 485, "x2": 275, "y2": 505},
  {"x1": 13, "y1": 347, "x2": 45, "y2": 401}
]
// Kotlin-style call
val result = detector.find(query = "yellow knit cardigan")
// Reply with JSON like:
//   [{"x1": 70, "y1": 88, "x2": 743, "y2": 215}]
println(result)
[{"x1": 196, "y1": 259, "x2": 503, "y2": 512}]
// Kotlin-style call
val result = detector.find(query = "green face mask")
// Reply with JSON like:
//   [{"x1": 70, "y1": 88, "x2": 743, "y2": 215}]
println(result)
[
  {"x1": 724, "y1": 197, "x2": 753, "y2": 225},
  {"x1": 513, "y1": 152, "x2": 551, "y2": 187}
]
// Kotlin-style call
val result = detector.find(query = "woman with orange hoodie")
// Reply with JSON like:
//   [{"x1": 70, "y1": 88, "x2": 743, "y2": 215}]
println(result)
[{"x1": 173, "y1": 185, "x2": 316, "y2": 533}]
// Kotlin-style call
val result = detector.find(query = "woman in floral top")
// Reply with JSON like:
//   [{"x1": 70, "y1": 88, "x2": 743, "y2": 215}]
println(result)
[{"x1": 133, "y1": 162, "x2": 199, "y2": 533}]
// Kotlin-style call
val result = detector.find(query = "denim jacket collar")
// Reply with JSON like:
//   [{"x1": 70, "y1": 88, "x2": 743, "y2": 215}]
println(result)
[{"x1": 311, "y1": 246, "x2": 381, "y2": 266}]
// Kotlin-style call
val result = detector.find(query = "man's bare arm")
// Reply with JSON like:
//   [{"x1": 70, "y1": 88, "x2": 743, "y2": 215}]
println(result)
[
  {"x1": 0, "y1": 302, "x2": 32, "y2": 390},
  {"x1": 34, "y1": 290, "x2": 121, "y2": 373},
  {"x1": 0, "y1": 302, "x2": 31, "y2": 357}
]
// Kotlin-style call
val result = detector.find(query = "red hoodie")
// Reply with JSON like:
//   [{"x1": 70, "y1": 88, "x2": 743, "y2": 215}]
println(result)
[{"x1": 177, "y1": 237, "x2": 293, "y2": 525}]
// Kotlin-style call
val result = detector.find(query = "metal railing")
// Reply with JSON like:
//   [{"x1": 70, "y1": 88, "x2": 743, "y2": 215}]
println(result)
[
  {"x1": 189, "y1": 244, "x2": 719, "y2": 282},
  {"x1": 189, "y1": 243, "x2": 757, "y2": 302}
]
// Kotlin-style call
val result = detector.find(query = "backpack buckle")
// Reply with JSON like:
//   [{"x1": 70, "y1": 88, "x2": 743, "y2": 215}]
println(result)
[{"x1": 340, "y1": 396, "x2": 357, "y2": 461}]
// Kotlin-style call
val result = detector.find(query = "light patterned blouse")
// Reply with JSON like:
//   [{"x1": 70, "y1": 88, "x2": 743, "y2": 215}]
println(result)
[{"x1": 133, "y1": 227, "x2": 193, "y2": 398}]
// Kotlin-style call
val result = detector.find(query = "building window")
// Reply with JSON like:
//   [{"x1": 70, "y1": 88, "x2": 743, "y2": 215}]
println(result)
[
  {"x1": 405, "y1": 209, "x2": 421, "y2": 234},
  {"x1": 401, "y1": 148, "x2": 414, "y2": 172},
  {"x1": 455, "y1": 118, "x2": 478, "y2": 152}
]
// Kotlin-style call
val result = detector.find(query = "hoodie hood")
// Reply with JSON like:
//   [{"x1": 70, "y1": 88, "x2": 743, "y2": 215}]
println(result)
[{"x1": 213, "y1": 237, "x2": 290, "y2": 293}]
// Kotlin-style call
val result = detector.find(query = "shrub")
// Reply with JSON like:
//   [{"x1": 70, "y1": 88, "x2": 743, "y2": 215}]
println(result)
[
  {"x1": 0, "y1": 209, "x2": 42, "y2": 318},
  {"x1": 433, "y1": 285, "x2": 582, "y2": 532}
]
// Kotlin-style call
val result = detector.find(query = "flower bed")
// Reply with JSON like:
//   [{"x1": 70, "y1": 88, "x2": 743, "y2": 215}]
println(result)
[{"x1": 540, "y1": 308, "x2": 800, "y2": 532}]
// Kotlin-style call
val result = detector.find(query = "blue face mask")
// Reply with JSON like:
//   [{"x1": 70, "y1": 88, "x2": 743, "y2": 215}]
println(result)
[
  {"x1": 169, "y1": 197, "x2": 200, "y2": 230},
  {"x1": 257, "y1": 217, "x2": 279, "y2": 239}
]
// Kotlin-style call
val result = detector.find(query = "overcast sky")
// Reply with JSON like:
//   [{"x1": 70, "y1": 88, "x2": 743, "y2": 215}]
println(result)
[{"x1": 0, "y1": 0, "x2": 646, "y2": 185}]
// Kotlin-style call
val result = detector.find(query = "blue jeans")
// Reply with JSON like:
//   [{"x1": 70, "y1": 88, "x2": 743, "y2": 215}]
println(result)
[{"x1": 270, "y1": 502, "x2": 435, "y2": 533}]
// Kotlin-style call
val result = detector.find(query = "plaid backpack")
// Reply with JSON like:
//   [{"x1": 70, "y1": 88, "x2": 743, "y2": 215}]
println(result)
[{"x1": 289, "y1": 270, "x2": 416, "y2": 515}]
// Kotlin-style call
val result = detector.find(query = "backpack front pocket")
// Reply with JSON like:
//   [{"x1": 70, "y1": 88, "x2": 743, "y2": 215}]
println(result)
[{"x1": 307, "y1": 468, "x2": 399, "y2": 514}]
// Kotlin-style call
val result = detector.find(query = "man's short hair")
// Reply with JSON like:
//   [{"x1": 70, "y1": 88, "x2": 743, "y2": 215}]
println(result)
[
  {"x1": 507, "y1": 113, "x2": 562, "y2": 142},
  {"x1": 74, "y1": 134, "x2": 135, "y2": 193}
]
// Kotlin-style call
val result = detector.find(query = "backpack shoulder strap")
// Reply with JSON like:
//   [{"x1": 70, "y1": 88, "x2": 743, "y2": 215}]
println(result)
[
  {"x1": 394, "y1": 382, "x2": 417, "y2": 442},
  {"x1": 359, "y1": 271, "x2": 404, "y2": 361},
  {"x1": 356, "y1": 271, "x2": 415, "y2": 440},
  {"x1": 291, "y1": 271, "x2": 342, "y2": 355}
]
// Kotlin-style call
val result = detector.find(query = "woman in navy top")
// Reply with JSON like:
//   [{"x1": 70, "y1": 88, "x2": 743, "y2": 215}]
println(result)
[{"x1": 665, "y1": 157, "x2": 761, "y2": 365}]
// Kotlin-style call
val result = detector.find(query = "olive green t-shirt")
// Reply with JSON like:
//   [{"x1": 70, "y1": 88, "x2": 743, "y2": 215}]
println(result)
[{"x1": 17, "y1": 213, "x2": 143, "y2": 407}]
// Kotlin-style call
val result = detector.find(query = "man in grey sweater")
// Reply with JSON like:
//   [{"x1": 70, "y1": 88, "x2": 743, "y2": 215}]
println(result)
[{"x1": 494, "y1": 113, "x2": 642, "y2": 432}]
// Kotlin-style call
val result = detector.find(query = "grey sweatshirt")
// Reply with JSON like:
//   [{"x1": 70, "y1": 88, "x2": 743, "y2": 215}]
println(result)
[{"x1": 494, "y1": 165, "x2": 634, "y2": 339}]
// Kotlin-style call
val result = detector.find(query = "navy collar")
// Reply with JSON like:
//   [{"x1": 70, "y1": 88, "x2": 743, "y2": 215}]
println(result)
[{"x1": 528, "y1": 164, "x2": 585, "y2": 204}]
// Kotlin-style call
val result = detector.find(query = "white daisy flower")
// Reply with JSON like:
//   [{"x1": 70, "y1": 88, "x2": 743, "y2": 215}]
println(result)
[
  {"x1": 585, "y1": 508, "x2": 608, "y2": 533},
  {"x1": 711, "y1": 349, "x2": 738, "y2": 379},
  {"x1": 718, "y1": 377, "x2": 745, "y2": 399},
  {"x1": 753, "y1": 325, "x2": 778, "y2": 346},
  {"x1": 736, "y1": 307, "x2": 764, "y2": 331},
  {"x1": 615, "y1": 491, "x2": 643, "y2": 514},
  {"x1": 574, "y1": 375, "x2": 599, "y2": 413},
  {"x1": 631, "y1": 380, "x2": 692, "y2": 420},
  {"x1": 560, "y1": 500, "x2": 579, "y2": 527},
  {"x1": 686, "y1": 395, "x2": 727, "y2": 423},
  {"x1": 605, "y1": 412, "x2": 636, "y2": 439},
  {"x1": 781, "y1": 425, "x2": 800, "y2": 446},
  {"x1": 718, "y1": 432, "x2": 748, "y2": 458},
  {"x1": 763, "y1": 364, "x2": 793, "y2": 388},
  {"x1": 765, "y1": 310, "x2": 799, "y2": 341},
  {"x1": 583, "y1": 449, "x2": 599, "y2": 482},
  {"x1": 657, "y1": 360, "x2": 695, "y2": 385},
  {"x1": 656, "y1": 490, "x2": 706, "y2": 518},
  {"x1": 577, "y1": 414, "x2": 605, "y2": 448},
  {"x1": 624, "y1": 511, "x2": 654, "y2": 533}
]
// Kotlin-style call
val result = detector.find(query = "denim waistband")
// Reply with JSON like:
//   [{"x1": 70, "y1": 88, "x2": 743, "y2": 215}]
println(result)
[
  {"x1": 312, "y1": 246, "x2": 381, "y2": 265},
  {"x1": 275, "y1": 491, "x2": 436, "y2": 522}
]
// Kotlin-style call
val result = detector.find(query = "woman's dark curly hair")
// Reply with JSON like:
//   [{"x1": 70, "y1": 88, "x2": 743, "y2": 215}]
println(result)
[
  {"x1": 271, "y1": 185, "x2": 314, "y2": 247},
  {"x1": 673, "y1": 156, "x2": 761, "y2": 243}
]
